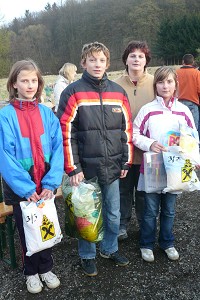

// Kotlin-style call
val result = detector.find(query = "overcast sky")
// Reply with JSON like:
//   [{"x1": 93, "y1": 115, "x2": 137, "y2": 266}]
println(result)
[{"x1": 0, "y1": 0, "x2": 60, "y2": 24}]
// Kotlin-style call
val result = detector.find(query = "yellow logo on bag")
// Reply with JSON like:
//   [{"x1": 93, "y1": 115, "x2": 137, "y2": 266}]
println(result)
[
  {"x1": 65, "y1": 192, "x2": 74, "y2": 213},
  {"x1": 181, "y1": 159, "x2": 193, "y2": 182},
  {"x1": 40, "y1": 215, "x2": 55, "y2": 242}
]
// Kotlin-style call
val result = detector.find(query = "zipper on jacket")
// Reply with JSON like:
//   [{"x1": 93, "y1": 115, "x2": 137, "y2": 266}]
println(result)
[{"x1": 99, "y1": 88, "x2": 109, "y2": 182}]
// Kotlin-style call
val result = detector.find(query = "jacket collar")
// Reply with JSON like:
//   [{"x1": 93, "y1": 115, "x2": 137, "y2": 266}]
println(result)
[
  {"x1": 123, "y1": 69, "x2": 149, "y2": 85},
  {"x1": 82, "y1": 70, "x2": 108, "y2": 90},
  {"x1": 11, "y1": 98, "x2": 38, "y2": 111},
  {"x1": 56, "y1": 75, "x2": 69, "y2": 84},
  {"x1": 180, "y1": 65, "x2": 195, "y2": 69},
  {"x1": 156, "y1": 96, "x2": 177, "y2": 109}
]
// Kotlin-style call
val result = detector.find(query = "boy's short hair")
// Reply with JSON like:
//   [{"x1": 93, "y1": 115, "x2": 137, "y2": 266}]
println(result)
[
  {"x1": 182, "y1": 54, "x2": 194, "y2": 65},
  {"x1": 81, "y1": 41, "x2": 110, "y2": 68},
  {"x1": 122, "y1": 40, "x2": 151, "y2": 71}
]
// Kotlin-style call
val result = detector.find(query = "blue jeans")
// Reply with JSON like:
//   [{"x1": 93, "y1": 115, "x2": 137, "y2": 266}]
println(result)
[
  {"x1": 120, "y1": 164, "x2": 144, "y2": 229},
  {"x1": 78, "y1": 179, "x2": 120, "y2": 259},
  {"x1": 180, "y1": 100, "x2": 199, "y2": 130},
  {"x1": 140, "y1": 192, "x2": 177, "y2": 250}
]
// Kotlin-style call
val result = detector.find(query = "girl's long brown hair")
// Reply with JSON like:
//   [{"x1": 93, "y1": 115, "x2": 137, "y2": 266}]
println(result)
[{"x1": 7, "y1": 59, "x2": 44, "y2": 101}]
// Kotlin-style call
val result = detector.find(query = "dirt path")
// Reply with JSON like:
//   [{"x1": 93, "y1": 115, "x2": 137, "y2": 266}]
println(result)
[{"x1": 1, "y1": 174, "x2": 200, "y2": 300}]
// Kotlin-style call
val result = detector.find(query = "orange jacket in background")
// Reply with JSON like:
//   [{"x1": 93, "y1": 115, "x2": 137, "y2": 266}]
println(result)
[{"x1": 176, "y1": 66, "x2": 200, "y2": 105}]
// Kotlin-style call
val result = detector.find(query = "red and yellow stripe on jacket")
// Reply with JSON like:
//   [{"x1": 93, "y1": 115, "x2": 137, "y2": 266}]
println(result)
[{"x1": 58, "y1": 71, "x2": 133, "y2": 185}]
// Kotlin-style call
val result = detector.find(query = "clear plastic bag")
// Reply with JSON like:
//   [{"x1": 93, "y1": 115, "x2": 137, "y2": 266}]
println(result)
[
  {"x1": 144, "y1": 152, "x2": 167, "y2": 193},
  {"x1": 62, "y1": 175, "x2": 103, "y2": 243}
]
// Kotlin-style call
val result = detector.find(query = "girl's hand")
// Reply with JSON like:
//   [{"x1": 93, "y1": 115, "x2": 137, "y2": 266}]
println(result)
[
  {"x1": 39, "y1": 188, "x2": 54, "y2": 200},
  {"x1": 150, "y1": 141, "x2": 166, "y2": 153},
  {"x1": 27, "y1": 192, "x2": 40, "y2": 202}
]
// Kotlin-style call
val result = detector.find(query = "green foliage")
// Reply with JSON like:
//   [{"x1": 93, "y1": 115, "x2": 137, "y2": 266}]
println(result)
[
  {"x1": 0, "y1": 0, "x2": 199, "y2": 75},
  {"x1": 156, "y1": 14, "x2": 200, "y2": 64},
  {"x1": 128, "y1": 0, "x2": 162, "y2": 49},
  {"x1": 0, "y1": 29, "x2": 11, "y2": 78},
  {"x1": 195, "y1": 49, "x2": 200, "y2": 67}
]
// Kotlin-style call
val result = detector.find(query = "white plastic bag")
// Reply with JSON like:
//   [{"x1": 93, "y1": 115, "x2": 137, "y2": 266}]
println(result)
[
  {"x1": 20, "y1": 196, "x2": 62, "y2": 256},
  {"x1": 179, "y1": 124, "x2": 200, "y2": 164},
  {"x1": 162, "y1": 148, "x2": 200, "y2": 193}
]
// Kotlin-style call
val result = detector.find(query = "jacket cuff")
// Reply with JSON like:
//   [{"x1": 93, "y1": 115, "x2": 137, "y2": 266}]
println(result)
[
  {"x1": 67, "y1": 166, "x2": 83, "y2": 177},
  {"x1": 122, "y1": 164, "x2": 130, "y2": 170}
]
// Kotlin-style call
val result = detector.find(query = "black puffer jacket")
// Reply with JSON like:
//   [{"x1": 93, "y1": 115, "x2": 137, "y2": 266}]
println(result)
[{"x1": 57, "y1": 71, "x2": 133, "y2": 185}]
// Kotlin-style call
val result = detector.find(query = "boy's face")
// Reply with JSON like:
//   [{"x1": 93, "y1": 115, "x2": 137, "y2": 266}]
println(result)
[
  {"x1": 82, "y1": 51, "x2": 108, "y2": 79},
  {"x1": 13, "y1": 70, "x2": 38, "y2": 100}
]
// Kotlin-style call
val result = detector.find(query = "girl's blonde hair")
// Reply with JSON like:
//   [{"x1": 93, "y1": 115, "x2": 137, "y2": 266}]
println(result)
[
  {"x1": 153, "y1": 66, "x2": 178, "y2": 98},
  {"x1": 59, "y1": 63, "x2": 77, "y2": 83},
  {"x1": 81, "y1": 41, "x2": 110, "y2": 68},
  {"x1": 7, "y1": 59, "x2": 44, "y2": 101}
]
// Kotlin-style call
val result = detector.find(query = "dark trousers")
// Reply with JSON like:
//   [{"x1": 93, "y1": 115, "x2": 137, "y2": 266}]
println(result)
[
  {"x1": 119, "y1": 164, "x2": 144, "y2": 229},
  {"x1": 13, "y1": 204, "x2": 53, "y2": 276}
]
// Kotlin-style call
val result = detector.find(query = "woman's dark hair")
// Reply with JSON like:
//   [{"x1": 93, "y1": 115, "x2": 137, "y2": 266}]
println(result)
[{"x1": 122, "y1": 40, "x2": 151, "y2": 71}]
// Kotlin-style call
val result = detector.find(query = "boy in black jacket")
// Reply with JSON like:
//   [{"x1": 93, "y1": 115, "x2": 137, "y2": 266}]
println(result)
[{"x1": 57, "y1": 41, "x2": 133, "y2": 276}]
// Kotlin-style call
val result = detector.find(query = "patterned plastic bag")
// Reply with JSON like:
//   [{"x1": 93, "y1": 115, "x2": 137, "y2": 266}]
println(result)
[
  {"x1": 20, "y1": 196, "x2": 62, "y2": 256},
  {"x1": 162, "y1": 147, "x2": 200, "y2": 193},
  {"x1": 62, "y1": 175, "x2": 103, "y2": 243}
]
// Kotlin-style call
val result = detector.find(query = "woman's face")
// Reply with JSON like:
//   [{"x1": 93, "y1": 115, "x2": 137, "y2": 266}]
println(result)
[
  {"x1": 156, "y1": 73, "x2": 176, "y2": 101},
  {"x1": 126, "y1": 49, "x2": 146, "y2": 73}
]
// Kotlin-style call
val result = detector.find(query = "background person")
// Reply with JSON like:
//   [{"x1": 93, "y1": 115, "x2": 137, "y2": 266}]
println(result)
[
  {"x1": 0, "y1": 59, "x2": 64, "y2": 294},
  {"x1": 176, "y1": 54, "x2": 200, "y2": 130},
  {"x1": 57, "y1": 41, "x2": 133, "y2": 277},
  {"x1": 115, "y1": 40, "x2": 154, "y2": 240},
  {"x1": 54, "y1": 62, "x2": 77, "y2": 112}
]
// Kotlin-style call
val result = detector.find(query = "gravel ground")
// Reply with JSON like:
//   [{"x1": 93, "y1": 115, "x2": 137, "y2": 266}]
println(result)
[{"x1": 1, "y1": 172, "x2": 200, "y2": 300}]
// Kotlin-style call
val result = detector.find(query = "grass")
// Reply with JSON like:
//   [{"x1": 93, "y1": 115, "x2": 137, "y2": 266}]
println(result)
[
  {"x1": 0, "y1": 66, "x2": 179, "y2": 102},
  {"x1": 0, "y1": 71, "x2": 125, "y2": 101}
]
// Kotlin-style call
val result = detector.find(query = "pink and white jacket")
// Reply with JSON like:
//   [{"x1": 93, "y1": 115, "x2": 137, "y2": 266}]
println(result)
[{"x1": 133, "y1": 96, "x2": 199, "y2": 173}]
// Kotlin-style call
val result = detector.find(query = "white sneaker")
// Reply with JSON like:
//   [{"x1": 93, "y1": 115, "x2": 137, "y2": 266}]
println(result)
[
  {"x1": 26, "y1": 274, "x2": 43, "y2": 294},
  {"x1": 165, "y1": 247, "x2": 179, "y2": 260},
  {"x1": 40, "y1": 271, "x2": 60, "y2": 289},
  {"x1": 141, "y1": 248, "x2": 154, "y2": 262}
]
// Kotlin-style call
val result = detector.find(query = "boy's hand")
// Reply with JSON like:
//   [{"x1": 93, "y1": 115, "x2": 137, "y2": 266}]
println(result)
[
  {"x1": 120, "y1": 169, "x2": 128, "y2": 178},
  {"x1": 70, "y1": 172, "x2": 84, "y2": 186}
]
